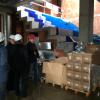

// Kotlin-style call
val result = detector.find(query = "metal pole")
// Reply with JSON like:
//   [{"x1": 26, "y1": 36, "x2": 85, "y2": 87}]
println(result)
[{"x1": 3, "y1": 13, "x2": 8, "y2": 45}]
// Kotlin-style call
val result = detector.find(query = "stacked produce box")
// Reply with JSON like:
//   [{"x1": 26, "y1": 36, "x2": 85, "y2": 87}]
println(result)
[
  {"x1": 43, "y1": 57, "x2": 68, "y2": 87},
  {"x1": 65, "y1": 52, "x2": 92, "y2": 96},
  {"x1": 46, "y1": 27, "x2": 57, "y2": 49},
  {"x1": 56, "y1": 29, "x2": 74, "y2": 52},
  {"x1": 45, "y1": 27, "x2": 74, "y2": 52}
]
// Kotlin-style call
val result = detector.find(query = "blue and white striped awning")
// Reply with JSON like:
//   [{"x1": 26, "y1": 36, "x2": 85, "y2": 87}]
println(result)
[{"x1": 17, "y1": 6, "x2": 79, "y2": 33}]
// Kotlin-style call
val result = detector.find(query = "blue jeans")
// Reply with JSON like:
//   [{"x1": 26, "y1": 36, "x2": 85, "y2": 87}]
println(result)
[
  {"x1": 29, "y1": 61, "x2": 40, "y2": 84},
  {"x1": 0, "y1": 71, "x2": 8, "y2": 100},
  {"x1": 0, "y1": 45, "x2": 8, "y2": 100}
]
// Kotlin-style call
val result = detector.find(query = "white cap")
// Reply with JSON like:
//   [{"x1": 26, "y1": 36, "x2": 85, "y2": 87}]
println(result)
[
  {"x1": 9, "y1": 35, "x2": 15, "y2": 40},
  {"x1": 0, "y1": 32, "x2": 5, "y2": 42},
  {"x1": 14, "y1": 34, "x2": 22, "y2": 41}
]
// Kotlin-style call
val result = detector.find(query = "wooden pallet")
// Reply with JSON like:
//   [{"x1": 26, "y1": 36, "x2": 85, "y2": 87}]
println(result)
[
  {"x1": 65, "y1": 86, "x2": 91, "y2": 97},
  {"x1": 42, "y1": 78, "x2": 64, "y2": 89}
]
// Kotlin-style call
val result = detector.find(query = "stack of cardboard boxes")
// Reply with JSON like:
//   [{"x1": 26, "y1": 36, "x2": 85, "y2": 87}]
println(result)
[{"x1": 65, "y1": 52, "x2": 92, "y2": 95}]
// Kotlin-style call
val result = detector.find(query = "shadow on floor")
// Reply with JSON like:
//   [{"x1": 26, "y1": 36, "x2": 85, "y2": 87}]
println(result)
[{"x1": 6, "y1": 81, "x2": 100, "y2": 100}]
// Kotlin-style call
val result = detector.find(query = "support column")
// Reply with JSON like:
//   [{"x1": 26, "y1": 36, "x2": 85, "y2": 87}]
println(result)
[
  {"x1": 3, "y1": 13, "x2": 8, "y2": 45},
  {"x1": 79, "y1": 0, "x2": 94, "y2": 43}
]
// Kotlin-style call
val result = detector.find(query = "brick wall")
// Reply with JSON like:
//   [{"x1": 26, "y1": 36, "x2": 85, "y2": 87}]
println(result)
[
  {"x1": 94, "y1": 1, "x2": 100, "y2": 34},
  {"x1": 61, "y1": 0, "x2": 100, "y2": 34}
]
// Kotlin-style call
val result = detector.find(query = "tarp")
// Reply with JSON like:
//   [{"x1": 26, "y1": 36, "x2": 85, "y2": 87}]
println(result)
[{"x1": 24, "y1": 7, "x2": 79, "y2": 33}]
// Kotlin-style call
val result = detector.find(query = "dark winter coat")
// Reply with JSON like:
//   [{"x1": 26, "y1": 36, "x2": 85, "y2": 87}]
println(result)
[
  {"x1": 13, "y1": 43, "x2": 29, "y2": 73},
  {"x1": 7, "y1": 43, "x2": 15, "y2": 70},
  {"x1": 26, "y1": 42, "x2": 39, "y2": 63}
]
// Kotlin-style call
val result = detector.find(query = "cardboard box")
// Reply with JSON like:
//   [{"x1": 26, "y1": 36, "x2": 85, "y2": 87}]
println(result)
[
  {"x1": 43, "y1": 62, "x2": 66, "y2": 85},
  {"x1": 67, "y1": 53, "x2": 73, "y2": 61},
  {"x1": 66, "y1": 79, "x2": 73, "y2": 88},
  {"x1": 66, "y1": 63, "x2": 73, "y2": 70},
  {"x1": 73, "y1": 72, "x2": 81, "y2": 81},
  {"x1": 81, "y1": 73, "x2": 90, "y2": 82},
  {"x1": 57, "y1": 36, "x2": 66, "y2": 42},
  {"x1": 73, "y1": 80, "x2": 82, "y2": 90},
  {"x1": 66, "y1": 70, "x2": 73, "y2": 79},
  {"x1": 82, "y1": 53, "x2": 92, "y2": 64},
  {"x1": 85, "y1": 44, "x2": 100, "y2": 65},
  {"x1": 73, "y1": 53, "x2": 83, "y2": 63},
  {"x1": 81, "y1": 82, "x2": 90, "y2": 92},
  {"x1": 51, "y1": 57, "x2": 68, "y2": 64},
  {"x1": 73, "y1": 63, "x2": 81, "y2": 72},
  {"x1": 81, "y1": 64, "x2": 90, "y2": 73}
]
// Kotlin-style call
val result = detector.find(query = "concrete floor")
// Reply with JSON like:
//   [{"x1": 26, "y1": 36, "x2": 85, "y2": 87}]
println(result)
[{"x1": 7, "y1": 82, "x2": 100, "y2": 100}]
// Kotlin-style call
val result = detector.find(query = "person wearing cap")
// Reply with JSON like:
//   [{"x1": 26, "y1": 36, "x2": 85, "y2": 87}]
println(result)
[
  {"x1": 26, "y1": 33, "x2": 40, "y2": 86},
  {"x1": 13, "y1": 34, "x2": 29, "y2": 99},
  {"x1": 6, "y1": 34, "x2": 16, "y2": 91},
  {"x1": 0, "y1": 32, "x2": 8, "y2": 100}
]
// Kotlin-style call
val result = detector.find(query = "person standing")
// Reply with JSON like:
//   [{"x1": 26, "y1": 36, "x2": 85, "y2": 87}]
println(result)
[
  {"x1": 0, "y1": 32, "x2": 8, "y2": 100},
  {"x1": 26, "y1": 34, "x2": 40, "y2": 86},
  {"x1": 7, "y1": 34, "x2": 15, "y2": 91},
  {"x1": 13, "y1": 34, "x2": 29, "y2": 99}
]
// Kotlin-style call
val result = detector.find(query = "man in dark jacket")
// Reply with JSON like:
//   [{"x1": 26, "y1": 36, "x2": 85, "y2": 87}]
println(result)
[
  {"x1": 26, "y1": 34, "x2": 40, "y2": 86},
  {"x1": 7, "y1": 34, "x2": 15, "y2": 91},
  {"x1": 13, "y1": 34, "x2": 29, "y2": 99},
  {"x1": 0, "y1": 32, "x2": 8, "y2": 100}
]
